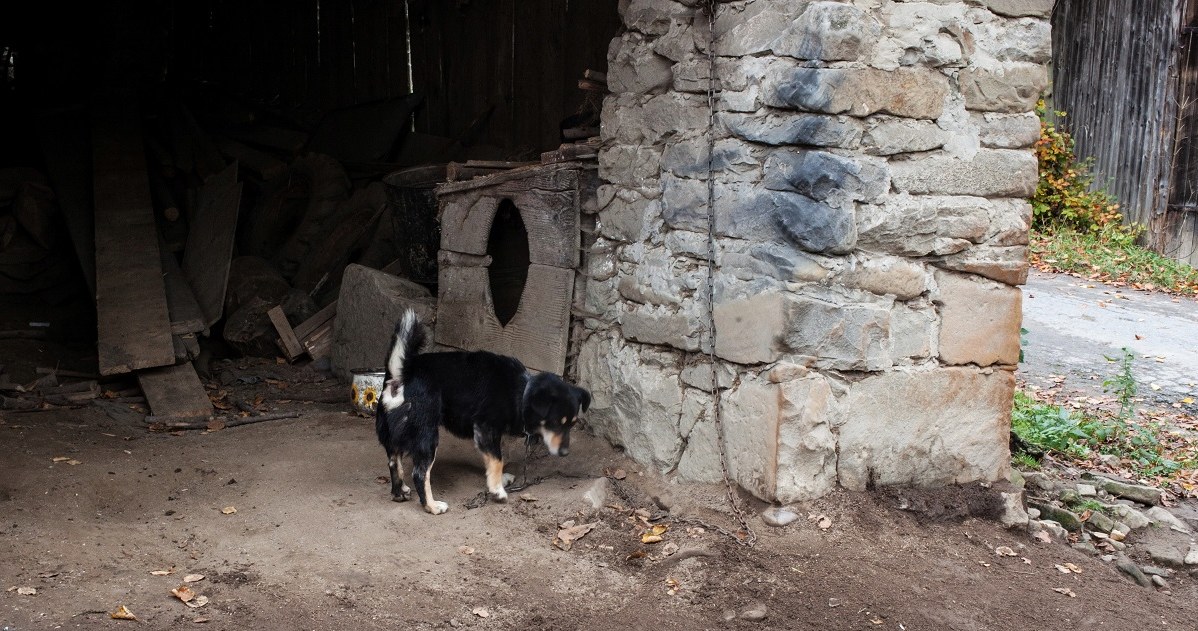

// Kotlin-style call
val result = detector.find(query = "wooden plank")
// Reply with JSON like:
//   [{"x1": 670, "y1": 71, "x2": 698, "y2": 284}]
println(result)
[
  {"x1": 92, "y1": 93, "x2": 177, "y2": 377},
  {"x1": 214, "y1": 137, "x2": 288, "y2": 181},
  {"x1": 160, "y1": 241, "x2": 206, "y2": 335},
  {"x1": 34, "y1": 108, "x2": 96, "y2": 297},
  {"x1": 435, "y1": 263, "x2": 574, "y2": 374},
  {"x1": 182, "y1": 162, "x2": 243, "y2": 328},
  {"x1": 294, "y1": 301, "x2": 338, "y2": 340},
  {"x1": 137, "y1": 363, "x2": 213, "y2": 421},
  {"x1": 268, "y1": 305, "x2": 305, "y2": 360},
  {"x1": 301, "y1": 318, "x2": 335, "y2": 360}
]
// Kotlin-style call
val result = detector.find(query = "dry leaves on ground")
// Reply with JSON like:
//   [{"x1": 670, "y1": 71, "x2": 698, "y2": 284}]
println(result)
[
  {"x1": 553, "y1": 521, "x2": 598, "y2": 551},
  {"x1": 110, "y1": 605, "x2": 138, "y2": 621}
]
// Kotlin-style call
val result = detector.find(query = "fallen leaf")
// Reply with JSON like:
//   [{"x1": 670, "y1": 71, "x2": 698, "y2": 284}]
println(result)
[
  {"x1": 626, "y1": 550, "x2": 647, "y2": 560},
  {"x1": 1151, "y1": 383, "x2": 1162, "y2": 391},
  {"x1": 184, "y1": 595, "x2": 209, "y2": 609},
  {"x1": 172, "y1": 585, "x2": 196, "y2": 602},
  {"x1": 647, "y1": 524, "x2": 669, "y2": 537},
  {"x1": 16, "y1": 587, "x2": 36, "y2": 595},
  {"x1": 1109, "y1": 529, "x2": 1126, "y2": 541},
  {"x1": 1033, "y1": 530, "x2": 1053, "y2": 543},
  {"x1": 817, "y1": 515, "x2": 832, "y2": 530},
  {"x1": 220, "y1": 506, "x2": 236, "y2": 515},
  {"x1": 110, "y1": 605, "x2": 138, "y2": 621},
  {"x1": 995, "y1": 546, "x2": 1017, "y2": 557},
  {"x1": 1054, "y1": 564, "x2": 1071, "y2": 574},
  {"x1": 472, "y1": 606, "x2": 490, "y2": 618},
  {"x1": 193, "y1": 616, "x2": 210, "y2": 623},
  {"x1": 553, "y1": 522, "x2": 597, "y2": 551},
  {"x1": 519, "y1": 493, "x2": 537, "y2": 502},
  {"x1": 457, "y1": 546, "x2": 475, "y2": 555},
  {"x1": 52, "y1": 456, "x2": 70, "y2": 462},
  {"x1": 641, "y1": 534, "x2": 664, "y2": 544},
  {"x1": 67, "y1": 460, "x2": 81, "y2": 466},
  {"x1": 979, "y1": 561, "x2": 991, "y2": 567},
  {"x1": 1021, "y1": 557, "x2": 1032, "y2": 565},
  {"x1": 206, "y1": 419, "x2": 226, "y2": 432},
  {"x1": 150, "y1": 570, "x2": 173, "y2": 576},
  {"x1": 1063, "y1": 563, "x2": 1082, "y2": 573},
  {"x1": 1183, "y1": 397, "x2": 1195, "y2": 405},
  {"x1": 183, "y1": 574, "x2": 205, "y2": 583},
  {"x1": 1052, "y1": 587, "x2": 1076, "y2": 598}
]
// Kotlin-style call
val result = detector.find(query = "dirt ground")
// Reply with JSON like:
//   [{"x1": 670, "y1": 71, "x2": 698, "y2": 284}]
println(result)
[{"x1": 2, "y1": 291, "x2": 1197, "y2": 630}]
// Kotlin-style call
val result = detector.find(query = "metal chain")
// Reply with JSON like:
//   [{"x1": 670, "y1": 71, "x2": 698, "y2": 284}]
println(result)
[
  {"x1": 702, "y1": 0, "x2": 756, "y2": 547},
  {"x1": 465, "y1": 436, "x2": 547, "y2": 509}
]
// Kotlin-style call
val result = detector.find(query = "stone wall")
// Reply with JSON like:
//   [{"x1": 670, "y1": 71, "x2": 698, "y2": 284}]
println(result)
[{"x1": 577, "y1": 0, "x2": 1052, "y2": 503}]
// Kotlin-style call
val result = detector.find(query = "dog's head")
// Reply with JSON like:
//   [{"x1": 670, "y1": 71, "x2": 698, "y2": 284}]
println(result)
[{"x1": 522, "y1": 372, "x2": 590, "y2": 457}]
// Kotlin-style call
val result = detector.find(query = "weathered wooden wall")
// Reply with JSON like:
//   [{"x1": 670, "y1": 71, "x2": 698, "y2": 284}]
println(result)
[
  {"x1": 169, "y1": 0, "x2": 619, "y2": 157},
  {"x1": 1052, "y1": 0, "x2": 1198, "y2": 266}
]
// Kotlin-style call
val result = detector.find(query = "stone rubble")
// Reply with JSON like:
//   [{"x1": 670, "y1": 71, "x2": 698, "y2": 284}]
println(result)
[{"x1": 1017, "y1": 465, "x2": 1198, "y2": 588}]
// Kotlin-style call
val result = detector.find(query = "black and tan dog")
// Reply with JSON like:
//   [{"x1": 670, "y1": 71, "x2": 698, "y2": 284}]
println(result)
[{"x1": 375, "y1": 309, "x2": 590, "y2": 514}]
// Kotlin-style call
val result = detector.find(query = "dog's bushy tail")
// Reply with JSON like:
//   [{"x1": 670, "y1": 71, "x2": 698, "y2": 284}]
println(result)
[{"x1": 386, "y1": 309, "x2": 425, "y2": 383}]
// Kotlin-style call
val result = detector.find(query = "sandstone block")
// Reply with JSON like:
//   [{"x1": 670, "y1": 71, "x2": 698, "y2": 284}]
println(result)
[
  {"x1": 602, "y1": 93, "x2": 709, "y2": 145},
  {"x1": 331, "y1": 264, "x2": 436, "y2": 381},
  {"x1": 763, "y1": 150, "x2": 889, "y2": 203},
  {"x1": 978, "y1": 0, "x2": 1055, "y2": 18},
  {"x1": 773, "y1": 2, "x2": 882, "y2": 62},
  {"x1": 722, "y1": 111, "x2": 863, "y2": 148},
  {"x1": 857, "y1": 194, "x2": 992, "y2": 256},
  {"x1": 890, "y1": 302, "x2": 937, "y2": 360},
  {"x1": 838, "y1": 368, "x2": 1014, "y2": 490},
  {"x1": 834, "y1": 256, "x2": 929, "y2": 300},
  {"x1": 622, "y1": 0, "x2": 697, "y2": 35},
  {"x1": 974, "y1": 112, "x2": 1041, "y2": 149},
  {"x1": 607, "y1": 33, "x2": 674, "y2": 94},
  {"x1": 932, "y1": 245, "x2": 1030, "y2": 286},
  {"x1": 714, "y1": 292, "x2": 786, "y2": 364},
  {"x1": 889, "y1": 149, "x2": 1038, "y2": 197},
  {"x1": 959, "y1": 64, "x2": 1048, "y2": 113},
  {"x1": 712, "y1": 1, "x2": 790, "y2": 56},
  {"x1": 598, "y1": 144, "x2": 663, "y2": 188},
  {"x1": 765, "y1": 66, "x2": 950, "y2": 120},
  {"x1": 620, "y1": 303, "x2": 703, "y2": 352},
  {"x1": 661, "y1": 137, "x2": 758, "y2": 179},
  {"x1": 862, "y1": 118, "x2": 950, "y2": 156},
  {"x1": 934, "y1": 270, "x2": 1022, "y2": 366},
  {"x1": 760, "y1": 190, "x2": 858, "y2": 255},
  {"x1": 784, "y1": 294, "x2": 891, "y2": 371},
  {"x1": 775, "y1": 374, "x2": 839, "y2": 501}
]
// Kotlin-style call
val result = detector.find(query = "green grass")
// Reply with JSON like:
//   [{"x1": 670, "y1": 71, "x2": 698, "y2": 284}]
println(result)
[{"x1": 1030, "y1": 228, "x2": 1198, "y2": 296}]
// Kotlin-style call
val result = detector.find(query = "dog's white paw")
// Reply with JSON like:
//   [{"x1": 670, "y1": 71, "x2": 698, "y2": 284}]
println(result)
[
  {"x1": 424, "y1": 500, "x2": 449, "y2": 515},
  {"x1": 491, "y1": 487, "x2": 508, "y2": 502},
  {"x1": 501, "y1": 472, "x2": 515, "y2": 487}
]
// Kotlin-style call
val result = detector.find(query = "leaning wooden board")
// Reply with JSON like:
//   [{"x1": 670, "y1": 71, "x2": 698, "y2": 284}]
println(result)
[
  {"x1": 183, "y1": 162, "x2": 243, "y2": 328},
  {"x1": 137, "y1": 363, "x2": 213, "y2": 421},
  {"x1": 92, "y1": 92, "x2": 176, "y2": 376}
]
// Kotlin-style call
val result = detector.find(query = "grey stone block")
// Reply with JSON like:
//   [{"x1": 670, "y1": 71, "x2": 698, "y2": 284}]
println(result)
[
  {"x1": 773, "y1": 1, "x2": 881, "y2": 62},
  {"x1": 331, "y1": 264, "x2": 436, "y2": 382}
]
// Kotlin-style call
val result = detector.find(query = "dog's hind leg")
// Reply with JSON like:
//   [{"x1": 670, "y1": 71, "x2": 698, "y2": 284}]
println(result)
[
  {"x1": 387, "y1": 453, "x2": 411, "y2": 502},
  {"x1": 412, "y1": 450, "x2": 448, "y2": 515}
]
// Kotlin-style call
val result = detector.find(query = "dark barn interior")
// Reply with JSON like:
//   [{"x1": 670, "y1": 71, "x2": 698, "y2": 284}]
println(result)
[{"x1": 0, "y1": 0, "x2": 619, "y2": 415}]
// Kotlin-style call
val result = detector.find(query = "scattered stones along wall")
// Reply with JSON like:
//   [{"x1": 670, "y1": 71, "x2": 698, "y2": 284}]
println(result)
[{"x1": 578, "y1": 0, "x2": 1051, "y2": 502}]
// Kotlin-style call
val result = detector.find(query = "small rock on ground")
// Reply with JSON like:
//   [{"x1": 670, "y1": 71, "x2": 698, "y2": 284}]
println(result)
[
  {"x1": 761, "y1": 507, "x2": 800, "y2": 527},
  {"x1": 583, "y1": 478, "x2": 608, "y2": 509},
  {"x1": 1146, "y1": 542, "x2": 1188, "y2": 568},
  {"x1": 1076, "y1": 483, "x2": 1097, "y2": 497},
  {"x1": 1185, "y1": 547, "x2": 1198, "y2": 566},
  {"x1": 740, "y1": 602, "x2": 768, "y2": 621},
  {"x1": 1115, "y1": 556, "x2": 1153, "y2": 588},
  {"x1": 1146, "y1": 506, "x2": 1192, "y2": 533},
  {"x1": 1152, "y1": 575, "x2": 1168, "y2": 588}
]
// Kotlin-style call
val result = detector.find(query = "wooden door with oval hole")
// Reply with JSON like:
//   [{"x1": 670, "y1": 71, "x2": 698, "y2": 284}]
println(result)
[{"x1": 433, "y1": 164, "x2": 592, "y2": 374}]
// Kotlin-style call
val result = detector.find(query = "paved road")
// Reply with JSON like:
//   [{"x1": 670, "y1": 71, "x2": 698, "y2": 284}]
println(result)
[{"x1": 1019, "y1": 271, "x2": 1198, "y2": 402}]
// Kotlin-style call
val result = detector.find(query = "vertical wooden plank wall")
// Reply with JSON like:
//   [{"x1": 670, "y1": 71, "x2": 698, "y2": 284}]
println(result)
[
  {"x1": 1051, "y1": 0, "x2": 1182, "y2": 235},
  {"x1": 168, "y1": 0, "x2": 619, "y2": 156}
]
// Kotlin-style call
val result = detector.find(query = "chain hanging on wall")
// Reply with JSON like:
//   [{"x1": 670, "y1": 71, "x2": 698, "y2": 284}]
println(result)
[{"x1": 700, "y1": 0, "x2": 757, "y2": 547}]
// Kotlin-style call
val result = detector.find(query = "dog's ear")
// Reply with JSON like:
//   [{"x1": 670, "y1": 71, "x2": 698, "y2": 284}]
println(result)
[
  {"x1": 522, "y1": 380, "x2": 553, "y2": 423},
  {"x1": 575, "y1": 386, "x2": 591, "y2": 413}
]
